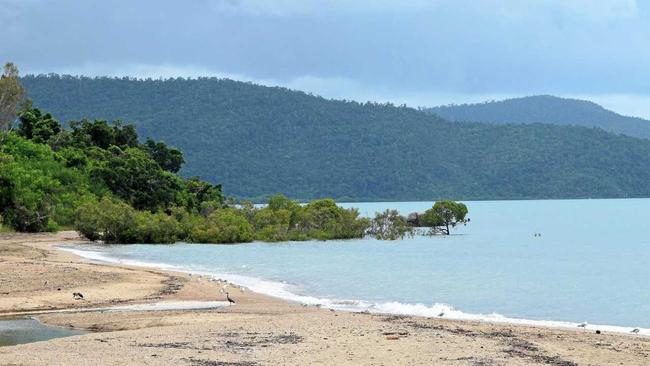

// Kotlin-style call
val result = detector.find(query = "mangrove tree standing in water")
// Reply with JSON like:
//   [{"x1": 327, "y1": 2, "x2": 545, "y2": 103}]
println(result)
[{"x1": 420, "y1": 200, "x2": 469, "y2": 235}]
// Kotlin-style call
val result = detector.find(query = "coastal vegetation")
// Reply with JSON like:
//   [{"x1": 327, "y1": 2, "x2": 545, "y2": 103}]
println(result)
[
  {"x1": 21, "y1": 74, "x2": 650, "y2": 202},
  {"x1": 1, "y1": 107, "x2": 463, "y2": 242},
  {"x1": 1, "y1": 63, "x2": 465, "y2": 242},
  {"x1": 0, "y1": 106, "x2": 373, "y2": 242},
  {"x1": 1, "y1": 117, "x2": 463, "y2": 242},
  {"x1": 1, "y1": 111, "x2": 464, "y2": 242}
]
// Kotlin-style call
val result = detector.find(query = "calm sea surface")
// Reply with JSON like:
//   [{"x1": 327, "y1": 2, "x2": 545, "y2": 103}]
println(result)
[{"x1": 67, "y1": 199, "x2": 650, "y2": 331}]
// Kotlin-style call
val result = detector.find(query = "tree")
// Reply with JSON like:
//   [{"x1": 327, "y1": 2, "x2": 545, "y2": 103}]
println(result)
[
  {"x1": 17, "y1": 108, "x2": 62, "y2": 143},
  {"x1": 267, "y1": 194, "x2": 299, "y2": 211},
  {"x1": 92, "y1": 147, "x2": 182, "y2": 211},
  {"x1": 69, "y1": 119, "x2": 139, "y2": 149},
  {"x1": 0, "y1": 134, "x2": 93, "y2": 232},
  {"x1": 368, "y1": 209, "x2": 413, "y2": 240},
  {"x1": 420, "y1": 200, "x2": 468, "y2": 235},
  {"x1": 185, "y1": 176, "x2": 224, "y2": 213},
  {"x1": 143, "y1": 138, "x2": 185, "y2": 173},
  {"x1": 0, "y1": 62, "x2": 25, "y2": 131},
  {"x1": 19, "y1": 74, "x2": 650, "y2": 201},
  {"x1": 293, "y1": 198, "x2": 369, "y2": 239}
]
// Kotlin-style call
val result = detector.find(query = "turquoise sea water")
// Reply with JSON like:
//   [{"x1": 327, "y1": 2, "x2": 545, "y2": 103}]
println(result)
[{"x1": 66, "y1": 199, "x2": 650, "y2": 332}]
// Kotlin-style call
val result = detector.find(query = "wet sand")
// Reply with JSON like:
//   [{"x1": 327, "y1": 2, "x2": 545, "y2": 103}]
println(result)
[{"x1": 1, "y1": 231, "x2": 649, "y2": 365}]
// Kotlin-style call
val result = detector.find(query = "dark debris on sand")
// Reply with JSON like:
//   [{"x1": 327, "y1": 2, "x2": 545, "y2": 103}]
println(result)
[
  {"x1": 382, "y1": 316, "x2": 579, "y2": 366},
  {"x1": 137, "y1": 332, "x2": 303, "y2": 354},
  {"x1": 157, "y1": 276, "x2": 186, "y2": 295},
  {"x1": 219, "y1": 332, "x2": 304, "y2": 351},
  {"x1": 182, "y1": 357, "x2": 260, "y2": 366},
  {"x1": 501, "y1": 337, "x2": 578, "y2": 365}
]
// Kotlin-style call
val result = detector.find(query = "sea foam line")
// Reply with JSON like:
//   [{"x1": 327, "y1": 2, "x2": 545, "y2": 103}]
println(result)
[{"x1": 59, "y1": 245, "x2": 649, "y2": 336}]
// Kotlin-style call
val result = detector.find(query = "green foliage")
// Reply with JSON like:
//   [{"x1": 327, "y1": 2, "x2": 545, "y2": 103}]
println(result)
[
  {"x1": 143, "y1": 138, "x2": 184, "y2": 173},
  {"x1": 252, "y1": 207, "x2": 292, "y2": 241},
  {"x1": 294, "y1": 199, "x2": 369, "y2": 240},
  {"x1": 3, "y1": 104, "x2": 375, "y2": 243},
  {"x1": 0, "y1": 134, "x2": 94, "y2": 231},
  {"x1": 2, "y1": 105, "x2": 221, "y2": 234},
  {"x1": 71, "y1": 193, "x2": 371, "y2": 244},
  {"x1": 56, "y1": 147, "x2": 88, "y2": 168},
  {"x1": 20, "y1": 75, "x2": 650, "y2": 201},
  {"x1": 368, "y1": 209, "x2": 413, "y2": 240},
  {"x1": 75, "y1": 198, "x2": 136, "y2": 242},
  {"x1": 75, "y1": 198, "x2": 186, "y2": 244},
  {"x1": 267, "y1": 194, "x2": 300, "y2": 212},
  {"x1": 69, "y1": 119, "x2": 138, "y2": 149},
  {"x1": 185, "y1": 176, "x2": 224, "y2": 213},
  {"x1": 190, "y1": 209, "x2": 254, "y2": 244},
  {"x1": 17, "y1": 108, "x2": 61, "y2": 143},
  {"x1": 92, "y1": 146, "x2": 183, "y2": 211},
  {"x1": 420, "y1": 200, "x2": 468, "y2": 235}
]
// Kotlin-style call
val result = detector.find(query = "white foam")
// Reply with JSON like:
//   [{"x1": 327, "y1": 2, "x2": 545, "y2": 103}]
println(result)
[
  {"x1": 60, "y1": 246, "x2": 182, "y2": 271},
  {"x1": 62, "y1": 245, "x2": 650, "y2": 337}
]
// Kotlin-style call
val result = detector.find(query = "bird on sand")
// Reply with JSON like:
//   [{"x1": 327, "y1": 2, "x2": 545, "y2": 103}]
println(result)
[
  {"x1": 577, "y1": 322, "x2": 588, "y2": 330},
  {"x1": 72, "y1": 292, "x2": 84, "y2": 300},
  {"x1": 226, "y1": 292, "x2": 236, "y2": 305},
  {"x1": 631, "y1": 328, "x2": 640, "y2": 334}
]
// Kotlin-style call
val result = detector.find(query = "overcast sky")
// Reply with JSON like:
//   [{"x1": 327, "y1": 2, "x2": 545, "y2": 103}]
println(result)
[{"x1": 3, "y1": 0, "x2": 650, "y2": 117}]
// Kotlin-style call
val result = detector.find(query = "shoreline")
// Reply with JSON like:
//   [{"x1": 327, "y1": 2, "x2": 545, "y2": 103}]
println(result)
[
  {"x1": 1, "y1": 232, "x2": 649, "y2": 365},
  {"x1": 60, "y1": 241, "x2": 649, "y2": 338}
]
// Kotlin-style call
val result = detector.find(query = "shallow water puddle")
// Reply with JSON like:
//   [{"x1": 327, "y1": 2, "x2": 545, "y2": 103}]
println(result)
[{"x1": 0, "y1": 317, "x2": 86, "y2": 347}]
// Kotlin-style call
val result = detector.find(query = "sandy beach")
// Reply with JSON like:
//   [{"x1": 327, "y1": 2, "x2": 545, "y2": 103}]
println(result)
[{"x1": 1, "y1": 232, "x2": 649, "y2": 365}]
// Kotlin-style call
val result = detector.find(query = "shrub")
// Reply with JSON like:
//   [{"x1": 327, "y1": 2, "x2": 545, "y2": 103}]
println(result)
[
  {"x1": 190, "y1": 209, "x2": 254, "y2": 243},
  {"x1": 368, "y1": 209, "x2": 413, "y2": 240}
]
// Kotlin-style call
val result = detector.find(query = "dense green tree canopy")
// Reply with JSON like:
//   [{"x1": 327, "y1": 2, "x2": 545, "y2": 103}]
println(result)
[
  {"x1": 143, "y1": 138, "x2": 185, "y2": 173},
  {"x1": 1, "y1": 109, "x2": 378, "y2": 243},
  {"x1": 1, "y1": 105, "x2": 223, "y2": 233},
  {"x1": 92, "y1": 146, "x2": 183, "y2": 211},
  {"x1": 21, "y1": 75, "x2": 650, "y2": 201},
  {"x1": 0, "y1": 133, "x2": 95, "y2": 231},
  {"x1": 69, "y1": 119, "x2": 139, "y2": 149},
  {"x1": 17, "y1": 108, "x2": 61, "y2": 143}
]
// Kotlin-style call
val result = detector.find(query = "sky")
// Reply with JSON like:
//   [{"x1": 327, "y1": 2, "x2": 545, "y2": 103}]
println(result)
[{"x1": 3, "y1": 0, "x2": 650, "y2": 118}]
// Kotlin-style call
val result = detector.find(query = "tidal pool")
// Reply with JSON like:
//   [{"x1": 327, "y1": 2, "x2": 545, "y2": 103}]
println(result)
[{"x1": 0, "y1": 317, "x2": 86, "y2": 347}]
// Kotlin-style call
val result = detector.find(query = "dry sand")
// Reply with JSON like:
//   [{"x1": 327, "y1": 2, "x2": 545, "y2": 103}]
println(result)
[{"x1": 1, "y1": 232, "x2": 649, "y2": 365}]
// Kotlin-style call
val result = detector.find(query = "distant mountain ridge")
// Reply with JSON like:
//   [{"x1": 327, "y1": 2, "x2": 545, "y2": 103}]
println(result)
[
  {"x1": 19, "y1": 75, "x2": 650, "y2": 201},
  {"x1": 427, "y1": 95, "x2": 650, "y2": 139}
]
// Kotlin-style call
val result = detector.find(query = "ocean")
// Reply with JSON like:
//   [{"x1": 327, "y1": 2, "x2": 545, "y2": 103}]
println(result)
[{"x1": 63, "y1": 198, "x2": 650, "y2": 335}]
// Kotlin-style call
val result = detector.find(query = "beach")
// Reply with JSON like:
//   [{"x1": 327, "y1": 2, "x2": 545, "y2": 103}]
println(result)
[{"x1": 1, "y1": 232, "x2": 649, "y2": 365}]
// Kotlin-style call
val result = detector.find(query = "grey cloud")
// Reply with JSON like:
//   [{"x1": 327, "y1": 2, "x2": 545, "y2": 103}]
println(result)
[{"x1": 2, "y1": 0, "x2": 650, "y2": 116}]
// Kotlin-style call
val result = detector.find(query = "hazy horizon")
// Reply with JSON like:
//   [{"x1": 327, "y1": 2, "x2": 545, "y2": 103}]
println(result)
[{"x1": 3, "y1": 0, "x2": 650, "y2": 118}]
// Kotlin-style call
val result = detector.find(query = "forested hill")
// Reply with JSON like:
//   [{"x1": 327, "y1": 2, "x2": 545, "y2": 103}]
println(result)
[
  {"x1": 20, "y1": 75, "x2": 650, "y2": 201},
  {"x1": 427, "y1": 95, "x2": 650, "y2": 140}
]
